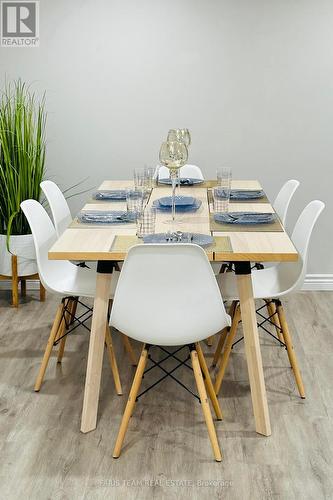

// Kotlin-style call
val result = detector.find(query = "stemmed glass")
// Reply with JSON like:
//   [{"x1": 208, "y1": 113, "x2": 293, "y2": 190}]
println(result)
[
  {"x1": 167, "y1": 128, "x2": 191, "y2": 148},
  {"x1": 167, "y1": 129, "x2": 191, "y2": 192},
  {"x1": 159, "y1": 141, "x2": 188, "y2": 224}
]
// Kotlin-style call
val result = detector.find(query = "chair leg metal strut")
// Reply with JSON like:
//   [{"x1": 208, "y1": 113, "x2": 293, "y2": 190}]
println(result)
[{"x1": 113, "y1": 343, "x2": 223, "y2": 462}]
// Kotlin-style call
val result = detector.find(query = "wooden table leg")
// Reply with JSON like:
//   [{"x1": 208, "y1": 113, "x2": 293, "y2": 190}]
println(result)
[
  {"x1": 235, "y1": 262, "x2": 271, "y2": 437},
  {"x1": 81, "y1": 262, "x2": 113, "y2": 433}
]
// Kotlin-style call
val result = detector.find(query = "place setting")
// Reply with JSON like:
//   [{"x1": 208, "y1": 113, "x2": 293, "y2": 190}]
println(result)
[
  {"x1": 91, "y1": 167, "x2": 155, "y2": 201},
  {"x1": 76, "y1": 171, "x2": 155, "y2": 226}
]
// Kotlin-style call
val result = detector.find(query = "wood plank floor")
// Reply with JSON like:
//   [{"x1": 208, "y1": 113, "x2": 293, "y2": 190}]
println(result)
[{"x1": 0, "y1": 290, "x2": 332, "y2": 500}]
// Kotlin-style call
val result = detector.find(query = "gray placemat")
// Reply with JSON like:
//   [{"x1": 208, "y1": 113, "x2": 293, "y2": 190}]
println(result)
[
  {"x1": 110, "y1": 235, "x2": 232, "y2": 257},
  {"x1": 210, "y1": 213, "x2": 283, "y2": 232}
]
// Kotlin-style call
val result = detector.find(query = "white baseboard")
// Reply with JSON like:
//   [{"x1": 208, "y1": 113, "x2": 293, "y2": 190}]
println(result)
[
  {"x1": 301, "y1": 274, "x2": 333, "y2": 291},
  {"x1": 1, "y1": 275, "x2": 333, "y2": 292}
]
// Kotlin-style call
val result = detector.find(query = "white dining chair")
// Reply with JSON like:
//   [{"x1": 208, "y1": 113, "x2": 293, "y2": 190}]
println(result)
[
  {"x1": 273, "y1": 179, "x2": 300, "y2": 227},
  {"x1": 110, "y1": 243, "x2": 234, "y2": 462},
  {"x1": 213, "y1": 200, "x2": 325, "y2": 399},
  {"x1": 156, "y1": 164, "x2": 204, "y2": 181},
  {"x1": 20, "y1": 199, "x2": 125, "y2": 393},
  {"x1": 40, "y1": 180, "x2": 72, "y2": 237}
]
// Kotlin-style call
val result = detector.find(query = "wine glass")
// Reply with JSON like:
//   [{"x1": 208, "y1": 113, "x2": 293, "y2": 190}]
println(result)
[
  {"x1": 167, "y1": 129, "x2": 191, "y2": 192},
  {"x1": 167, "y1": 128, "x2": 191, "y2": 147},
  {"x1": 179, "y1": 128, "x2": 191, "y2": 147},
  {"x1": 159, "y1": 141, "x2": 188, "y2": 225}
]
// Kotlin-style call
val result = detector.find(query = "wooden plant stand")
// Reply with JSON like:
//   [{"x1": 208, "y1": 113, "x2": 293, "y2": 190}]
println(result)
[{"x1": 0, "y1": 254, "x2": 45, "y2": 307}]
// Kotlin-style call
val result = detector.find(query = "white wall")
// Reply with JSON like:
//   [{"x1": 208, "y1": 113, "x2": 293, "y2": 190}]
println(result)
[{"x1": 1, "y1": 0, "x2": 332, "y2": 274}]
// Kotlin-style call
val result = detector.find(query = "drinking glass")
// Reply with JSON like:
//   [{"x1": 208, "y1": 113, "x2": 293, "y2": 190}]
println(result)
[
  {"x1": 136, "y1": 207, "x2": 156, "y2": 238},
  {"x1": 133, "y1": 168, "x2": 147, "y2": 190},
  {"x1": 217, "y1": 167, "x2": 232, "y2": 190},
  {"x1": 159, "y1": 141, "x2": 188, "y2": 224},
  {"x1": 145, "y1": 166, "x2": 156, "y2": 189},
  {"x1": 213, "y1": 187, "x2": 230, "y2": 213},
  {"x1": 126, "y1": 189, "x2": 145, "y2": 219}
]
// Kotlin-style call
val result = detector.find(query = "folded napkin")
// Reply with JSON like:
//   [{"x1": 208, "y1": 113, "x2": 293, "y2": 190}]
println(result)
[
  {"x1": 158, "y1": 178, "x2": 203, "y2": 186},
  {"x1": 92, "y1": 190, "x2": 127, "y2": 200},
  {"x1": 143, "y1": 232, "x2": 213, "y2": 247},
  {"x1": 214, "y1": 212, "x2": 275, "y2": 225},
  {"x1": 78, "y1": 210, "x2": 135, "y2": 224},
  {"x1": 215, "y1": 189, "x2": 265, "y2": 200}
]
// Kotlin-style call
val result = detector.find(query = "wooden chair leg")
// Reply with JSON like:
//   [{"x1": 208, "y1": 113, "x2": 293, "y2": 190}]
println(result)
[
  {"x1": 265, "y1": 300, "x2": 284, "y2": 342},
  {"x1": 228, "y1": 300, "x2": 238, "y2": 321},
  {"x1": 275, "y1": 302, "x2": 305, "y2": 399},
  {"x1": 206, "y1": 336, "x2": 214, "y2": 347},
  {"x1": 57, "y1": 298, "x2": 73, "y2": 363},
  {"x1": 39, "y1": 281, "x2": 46, "y2": 302},
  {"x1": 212, "y1": 328, "x2": 228, "y2": 367},
  {"x1": 69, "y1": 297, "x2": 78, "y2": 325},
  {"x1": 212, "y1": 301, "x2": 238, "y2": 367},
  {"x1": 20, "y1": 279, "x2": 26, "y2": 297},
  {"x1": 113, "y1": 346, "x2": 148, "y2": 458},
  {"x1": 191, "y1": 349, "x2": 222, "y2": 462},
  {"x1": 196, "y1": 342, "x2": 223, "y2": 420},
  {"x1": 34, "y1": 301, "x2": 65, "y2": 391},
  {"x1": 105, "y1": 326, "x2": 123, "y2": 395},
  {"x1": 11, "y1": 255, "x2": 19, "y2": 307},
  {"x1": 121, "y1": 334, "x2": 138, "y2": 366},
  {"x1": 214, "y1": 305, "x2": 241, "y2": 396}
]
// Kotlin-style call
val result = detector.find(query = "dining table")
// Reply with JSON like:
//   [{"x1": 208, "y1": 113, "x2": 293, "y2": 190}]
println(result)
[{"x1": 48, "y1": 179, "x2": 298, "y2": 437}]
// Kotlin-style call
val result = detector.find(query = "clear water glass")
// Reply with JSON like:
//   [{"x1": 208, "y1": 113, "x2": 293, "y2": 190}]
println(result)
[
  {"x1": 217, "y1": 167, "x2": 232, "y2": 190},
  {"x1": 136, "y1": 207, "x2": 156, "y2": 238},
  {"x1": 133, "y1": 168, "x2": 147, "y2": 190},
  {"x1": 213, "y1": 187, "x2": 230, "y2": 213},
  {"x1": 145, "y1": 167, "x2": 156, "y2": 189},
  {"x1": 126, "y1": 189, "x2": 144, "y2": 218}
]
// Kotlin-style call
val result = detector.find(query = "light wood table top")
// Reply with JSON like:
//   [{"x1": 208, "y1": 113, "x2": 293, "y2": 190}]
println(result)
[{"x1": 49, "y1": 180, "x2": 298, "y2": 263}]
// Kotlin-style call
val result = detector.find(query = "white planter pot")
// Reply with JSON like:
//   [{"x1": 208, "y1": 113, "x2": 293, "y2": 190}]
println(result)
[{"x1": 0, "y1": 234, "x2": 37, "y2": 277}]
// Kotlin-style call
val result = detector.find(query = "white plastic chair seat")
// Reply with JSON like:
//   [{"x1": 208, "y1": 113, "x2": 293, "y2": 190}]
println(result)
[
  {"x1": 43, "y1": 262, "x2": 119, "y2": 298},
  {"x1": 217, "y1": 262, "x2": 303, "y2": 301}
]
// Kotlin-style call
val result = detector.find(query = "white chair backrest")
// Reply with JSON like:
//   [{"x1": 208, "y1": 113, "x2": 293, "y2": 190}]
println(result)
[
  {"x1": 157, "y1": 164, "x2": 204, "y2": 180},
  {"x1": 40, "y1": 180, "x2": 72, "y2": 236},
  {"x1": 273, "y1": 179, "x2": 300, "y2": 226},
  {"x1": 278, "y1": 200, "x2": 324, "y2": 293},
  {"x1": 292, "y1": 200, "x2": 324, "y2": 263},
  {"x1": 20, "y1": 199, "x2": 74, "y2": 292},
  {"x1": 110, "y1": 244, "x2": 230, "y2": 346}
]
